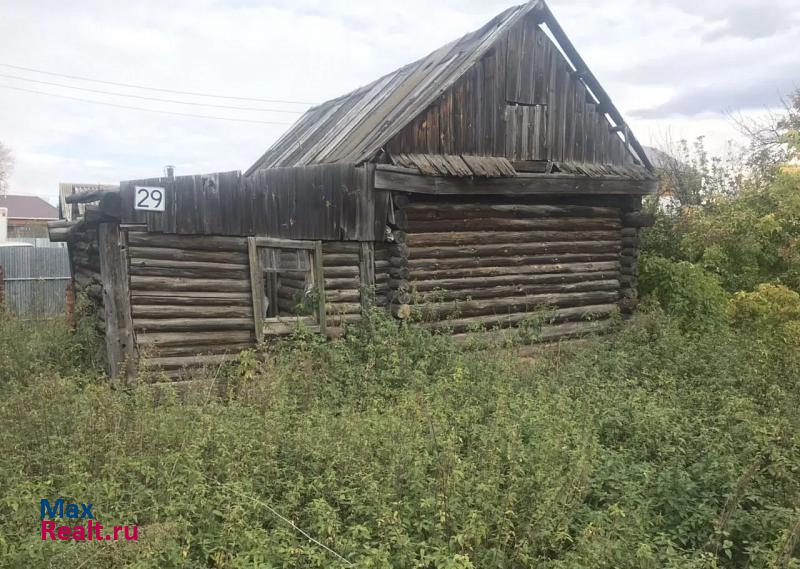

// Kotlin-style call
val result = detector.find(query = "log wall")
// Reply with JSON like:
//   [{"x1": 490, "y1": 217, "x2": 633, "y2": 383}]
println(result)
[
  {"x1": 388, "y1": 193, "x2": 632, "y2": 341},
  {"x1": 126, "y1": 230, "x2": 256, "y2": 374},
  {"x1": 67, "y1": 224, "x2": 105, "y2": 336},
  {"x1": 125, "y1": 233, "x2": 377, "y2": 375}
]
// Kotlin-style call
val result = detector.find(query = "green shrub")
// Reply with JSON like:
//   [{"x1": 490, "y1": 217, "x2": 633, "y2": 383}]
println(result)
[
  {"x1": 729, "y1": 284, "x2": 800, "y2": 330},
  {"x1": 0, "y1": 308, "x2": 102, "y2": 385},
  {"x1": 1, "y1": 310, "x2": 799, "y2": 568},
  {"x1": 638, "y1": 255, "x2": 729, "y2": 330}
]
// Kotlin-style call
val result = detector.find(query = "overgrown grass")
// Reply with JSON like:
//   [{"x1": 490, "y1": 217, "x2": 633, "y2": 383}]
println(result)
[{"x1": 0, "y1": 308, "x2": 798, "y2": 568}]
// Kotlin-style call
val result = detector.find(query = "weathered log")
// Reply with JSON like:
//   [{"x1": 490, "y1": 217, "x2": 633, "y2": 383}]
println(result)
[
  {"x1": 388, "y1": 266, "x2": 410, "y2": 279},
  {"x1": 620, "y1": 248, "x2": 636, "y2": 258},
  {"x1": 325, "y1": 289, "x2": 361, "y2": 303},
  {"x1": 409, "y1": 241, "x2": 620, "y2": 260},
  {"x1": 128, "y1": 246, "x2": 248, "y2": 265},
  {"x1": 620, "y1": 265, "x2": 638, "y2": 276},
  {"x1": 405, "y1": 203, "x2": 620, "y2": 220},
  {"x1": 130, "y1": 276, "x2": 250, "y2": 292},
  {"x1": 141, "y1": 354, "x2": 235, "y2": 371},
  {"x1": 403, "y1": 270, "x2": 621, "y2": 292},
  {"x1": 389, "y1": 256, "x2": 409, "y2": 267},
  {"x1": 406, "y1": 230, "x2": 621, "y2": 247},
  {"x1": 416, "y1": 279, "x2": 620, "y2": 302},
  {"x1": 622, "y1": 211, "x2": 655, "y2": 228},
  {"x1": 127, "y1": 232, "x2": 247, "y2": 252},
  {"x1": 133, "y1": 317, "x2": 254, "y2": 332},
  {"x1": 426, "y1": 303, "x2": 618, "y2": 333},
  {"x1": 323, "y1": 277, "x2": 361, "y2": 290},
  {"x1": 322, "y1": 253, "x2": 360, "y2": 266},
  {"x1": 407, "y1": 217, "x2": 620, "y2": 233},
  {"x1": 137, "y1": 330, "x2": 254, "y2": 347},
  {"x1": 373, "y1": 246, "x2": 390, "y2": 261},
  {"x1": 320, "y1": 265, "x2": 359, "y2": 278},
  {"x1": 65, "y1": 188, "x2": 113, "y2": 204},
  {"x1": 325, "y1": 313, "x2": 361, "y2": 325},
  {"x1": 388, "y1": 243, "x2": 410, "y2": 258},
  {"x1": 408, "y1": 253, "x2": 618, "y2": 271},
  {"x1": 621, "y1": 237, "x2": 638, "y2": 248},
  {"x1": 131, "y1": 291, "x2": 251, "y2": 306},
  {"x1": 390, "y1": 279, "x2": 411, "y2": 293},
  {"x1": 140, "y1": 343, "x2": 254, "y2": 358},
  {"x1": 48, "y1": 219, "x2": 85, "y2": 242},
  {"x1": 262, "y1": 316, "x2": 319, "y2": 336},
  {"x1": 419, "y1": 290, "x2": 619, "y2": 318},
  {"x1": 391, "y1": 230, "x2": 407, "y2": 244},
  {"x1": 451, "y1": 319, "x2": 612, "y2": 345},
  {"x1": 326, "y1": 302, "x2": 362, "y2": 315},
  {"x1": 411, "y1": 261, "x2": 620, "y2": 281},
  {"x1": 132, "y1": 305, "x2": 253, "y2": 319},
  {"x1": 129, "y1": 265, "x2": 249, "y2": 280},
  {"x1": 321, "y1": 241, "x2": 361, "y2": 254},
  {"x1": 129, "y1": 258, "x2": 248, "y2": 272},
  {"x1": 621, "y1": 227, "x2": 638, "y2": 237}
]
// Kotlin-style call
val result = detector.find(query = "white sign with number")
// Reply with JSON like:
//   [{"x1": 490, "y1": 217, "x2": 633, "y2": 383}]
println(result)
[{"x1": 134, "y1": 186, "x2": 166, "y2": 212}]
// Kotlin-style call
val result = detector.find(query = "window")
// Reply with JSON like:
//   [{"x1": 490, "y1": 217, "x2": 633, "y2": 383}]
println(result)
[{"x1": 248, "y1": 237, "x2": 325, "y2": 340}]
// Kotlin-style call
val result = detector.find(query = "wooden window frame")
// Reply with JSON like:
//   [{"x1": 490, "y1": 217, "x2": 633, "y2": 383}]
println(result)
[{"x1": 247, "y1": 237, "x2": 326, "y2": 341}]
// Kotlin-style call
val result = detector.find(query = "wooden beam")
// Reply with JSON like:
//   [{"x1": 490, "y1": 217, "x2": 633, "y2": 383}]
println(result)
[
  {"x1": 247, "y1": 237, "x2": 265, "y2": 342},
  {"x1": 98, "y1": 222, "x2": 137, "y2": 384},
  {"x1": 374, "y1": 167, "x2": 657, "y2": 196},
  {"x1": 65, "y1": 188, "x2": 117, "y2": 204},
  {"x1": 359, "y1": 241, "x2": 374, "y2": 309},
  {"x1": 313, "y1": 240, "x2": 326, "y2": 335}
]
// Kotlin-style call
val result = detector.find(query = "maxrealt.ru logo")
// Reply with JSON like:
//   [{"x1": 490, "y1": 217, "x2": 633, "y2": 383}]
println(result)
[{"x1": 40, "y1": 499, "x2": 139, "y2": 542}]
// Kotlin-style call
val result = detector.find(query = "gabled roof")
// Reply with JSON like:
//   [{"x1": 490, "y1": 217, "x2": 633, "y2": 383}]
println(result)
[
  {"x1": 247, "y1": 0, "x2": 651, "y2": 175},
  {"x1": 0, "y1": 195, "x2": 58, "y2": 220}
]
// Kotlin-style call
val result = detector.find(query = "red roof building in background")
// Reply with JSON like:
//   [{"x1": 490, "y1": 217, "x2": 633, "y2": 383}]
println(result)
[{"x1": 0, "y1": 195, "x2": 59, "y2": 238}]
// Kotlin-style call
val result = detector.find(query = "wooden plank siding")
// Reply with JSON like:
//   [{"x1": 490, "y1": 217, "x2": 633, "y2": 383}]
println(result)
[
  {"x1": 119, "y1": 164, "x2": 389, "y2": 241},
  {"x1": 385, "y1": 14, "x2": 631, "y2": 166}
]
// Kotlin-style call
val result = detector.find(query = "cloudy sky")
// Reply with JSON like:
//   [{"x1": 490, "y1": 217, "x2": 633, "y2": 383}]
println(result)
[{"x1": 0, "y1": 0, "x2": 798, "y2": 203}]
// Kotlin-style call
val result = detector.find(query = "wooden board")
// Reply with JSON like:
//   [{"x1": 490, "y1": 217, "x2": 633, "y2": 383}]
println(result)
[{"x1": 98, "y1": 222, "x2": 136, "y2": 383}]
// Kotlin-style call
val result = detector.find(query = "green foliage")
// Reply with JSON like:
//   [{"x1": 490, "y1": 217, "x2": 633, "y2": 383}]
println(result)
[
  {"x1": 643, "y1": 172, "x2": 800, "y2": 293},
  {"x1": 638, "y1": 255, "x2": 729, "y2": 330},
  {"x1": 642, "y1": 94, "x2": 800, "y2": 294},
  {"x1": 729, "y1": 284, "x2": 800, "y2": 331},
  {"x1": 1, "y1": 308, "x2": 799, "y2": 568},
  {"x1": 0, "y1": 306, "x2": 102, "y2": 385}
]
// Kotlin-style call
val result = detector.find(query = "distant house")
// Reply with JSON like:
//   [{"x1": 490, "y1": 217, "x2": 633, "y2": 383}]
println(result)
[{"x1": 0, "y1": 195, "x2": 59, "y2": 238}]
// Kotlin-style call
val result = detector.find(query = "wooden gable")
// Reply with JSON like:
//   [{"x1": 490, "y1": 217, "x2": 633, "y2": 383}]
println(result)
[{"x1": 385, "y1": 11, "x2": 634, "y2": 166}]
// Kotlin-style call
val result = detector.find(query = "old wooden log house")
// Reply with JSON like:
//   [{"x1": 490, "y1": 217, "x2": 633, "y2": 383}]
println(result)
[{"x1": 50, "y1": 0, "x2": 656, "y2": 382}]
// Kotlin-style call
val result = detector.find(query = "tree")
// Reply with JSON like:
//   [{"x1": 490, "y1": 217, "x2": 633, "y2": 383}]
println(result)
[
  {"x1": 0, "y1": 142, "x2": 13, "y2": 197},
  {"x1": 733, "y1": 88, "x2": 800, "y2": 180}
]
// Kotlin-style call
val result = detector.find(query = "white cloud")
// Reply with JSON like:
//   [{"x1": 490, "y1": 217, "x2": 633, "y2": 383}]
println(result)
[{"x1": 0, "y1": 0, "x2": 796, "y2": 201}]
